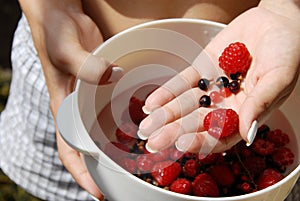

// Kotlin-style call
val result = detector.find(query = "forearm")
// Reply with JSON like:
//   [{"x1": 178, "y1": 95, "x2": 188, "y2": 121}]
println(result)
[{"x1": 259, "y1": 0, "x2": 300, "y2": 20}]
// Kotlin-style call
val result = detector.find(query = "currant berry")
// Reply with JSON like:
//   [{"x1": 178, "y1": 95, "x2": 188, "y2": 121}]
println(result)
[
  {"x1": 199, "y1": 95, "x2": 211, "y2": 107},
  {"x1": 198, "y1": 78, "x2": 210, "y2": 91},
  {"x1": 215, "y1": 76, "x2": 229, "y2": 88},
  {"x1": 228, "y1": 80, "x2": 240, "y2": 93},
  {"x1": 230, "y1": 72, "x2": 242, "y2": 80},
  {"x1": 209, "y1": 91, "x2": 223, "y2": 104}
]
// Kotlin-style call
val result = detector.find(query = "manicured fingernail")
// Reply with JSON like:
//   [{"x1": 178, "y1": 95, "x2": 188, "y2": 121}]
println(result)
[
  {"x1": 246, "y1": 120, "x2": 258, "y2": 146},
  {"x1": 145, "y1": 143, "x2": 158, "y2": 153},
  {"x1": 108, "y1": 66, "x2": 124, "y2": 82},
  {"x1": 137, "y1": 130, "x2": 148, "y2": 140},
  {"x1": 142, "y1": 106, "x2": 151, "y2": 115},
  {"x1": 90, "y1": 194, "x2": 100, "y2": 201},
  {"x1": 174, "y1": 140, "x2": 185, "y2": 152}
]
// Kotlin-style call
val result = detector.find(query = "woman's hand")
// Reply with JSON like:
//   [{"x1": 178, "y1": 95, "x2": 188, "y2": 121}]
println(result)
[
  {"x1": 138, "y1": 3, "x2": 300, "y2": 155},
  {"x1": 18, "y1": 0, "x2": 115, "y2": 199}
]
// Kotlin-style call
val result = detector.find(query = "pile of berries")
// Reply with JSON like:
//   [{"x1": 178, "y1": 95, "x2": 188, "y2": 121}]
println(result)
[
  {"x1": 103, "y1": 96, "x2": 295, "y2": 197},
  {"x1": 102, "y1": 42, "x2": 295, "y2": 197},
  {"x1": 199, "y1": 42, "x2": 252, "y2": 139}
]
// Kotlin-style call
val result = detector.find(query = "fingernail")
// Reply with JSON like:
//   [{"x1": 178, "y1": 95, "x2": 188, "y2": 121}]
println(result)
[
  {"x1": 145, "y1": 143, "x2": 158, "y2": 153},
  {"x1": 90, "y1": 194, "x2": 100, "y2": 201},
  {"x1": 246, "y1": 120, "x2": 258, "y2": 146},
  {"x1": 137, "y1": 130, "x2": 148, "y2": 140},
  {"x1": 108, "y1": 66, "x2": 124, "y2": 82},
  {"x1": 174, "y1": 140, "x2": 185, "y2": 152},
  {"x1": 142, "y1": 106, "x2": 151, "y2": 115}
]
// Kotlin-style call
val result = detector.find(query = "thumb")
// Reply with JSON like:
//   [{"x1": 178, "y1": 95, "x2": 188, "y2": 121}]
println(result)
[
  {"x1": 59, "y1": 44, "x2": 124, "y2": 85},
  {"x1": 71, "y1": 47, "x2": 120, "y2": 84},
  {"x1": 239, "y1": 70, "x2": 294, "y2": 144}
]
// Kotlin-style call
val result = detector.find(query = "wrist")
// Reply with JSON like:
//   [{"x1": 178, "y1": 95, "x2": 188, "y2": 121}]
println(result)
[{"x1": 259, "y1": 0, "x2": 300, "y2": 20}]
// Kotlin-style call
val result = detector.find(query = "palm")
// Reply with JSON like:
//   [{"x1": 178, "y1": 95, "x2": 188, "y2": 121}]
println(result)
[{"x1": 140, "y1": 7, "x2": 300, "y2": 153}]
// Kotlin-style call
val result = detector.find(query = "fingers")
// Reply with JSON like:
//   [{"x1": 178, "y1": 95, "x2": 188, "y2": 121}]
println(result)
[
  {"x1": 139, "y1": 87, "x2": 208, "y2": 138},
  {"x1": 175, "y1": 132, "x2": 242, "y2": 154},
  {"x1": 144, "y1": 107, "x2": 211, "y2": 152},
  {"x1": 56, "y1": 130, "x2": 103, "y2": 200}
]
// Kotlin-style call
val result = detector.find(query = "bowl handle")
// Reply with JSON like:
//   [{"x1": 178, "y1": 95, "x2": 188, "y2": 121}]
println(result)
[{"x1": 56, "y1": 92, "x2": 99, "y2": 155}]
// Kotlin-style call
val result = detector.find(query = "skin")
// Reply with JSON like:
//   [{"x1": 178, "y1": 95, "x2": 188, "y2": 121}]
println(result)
[{"x1": 17, "y1": 0, "x2": 300, "y2": 199}]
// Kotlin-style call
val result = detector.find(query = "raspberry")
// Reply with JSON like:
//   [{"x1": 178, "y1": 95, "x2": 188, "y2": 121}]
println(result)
[
  {"x1": 209, "y1": 164, "x2": 235, "y2": 187},
  {"x1": 170, "y1": 178, "x2": 192, "y2": 195},
  {"x1": 183, "y1": 159, "x2": 200, "y2": 178},
  {"x1": 192, "y1": 173, "x2": 219, "y2": 197},
  {"x1": 128, "y1": 96, "x2": 147, "y2": 125},
  {"x1": 119, "y1": 158, "x2": 137, "y2": 173},
  {"x1": 136, "y1": 154, "x2": 154, "y2": 172},
  {"x1": 251, "y1": 138, "x2": 275, "y2": 156},
  {"x1": 115, "y1": 122, "x2": 138, "y2": 144},
  {"x1": 257, "y1": 168, "x2": 284, "y2": 190},
  {"x1": 218, "y1": 42, "x2": 252, "y2": 76},
  {"x1": 203, "y1": 108, "x2": 239, "y2": 138},
  {"x1": 271, "y1": 147, "x2": 295, "y2": 168},
  {"x1": 243, "y1": 156, "x2": 267, "y2": 177},
  {"x1": 197, "y1": 153, "x2": 221, "y2": 165},
  {"x1": 266, "y1": 129, "x2": 290, "y2": 147},
  {"x1": 152, "y1": 161, "x2": 181, "y2": 186},
  {"x1": 151, "y1": 148, "x2": 170, "y2": 162},
  {"x1": 104, "y1": 142, "x2": 130, "y2": 162}
]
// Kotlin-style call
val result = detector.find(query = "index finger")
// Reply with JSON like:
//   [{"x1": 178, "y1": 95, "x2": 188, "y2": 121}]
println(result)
[{"x1": 143, "y1": 51, "x2": 220, "y2": 113}]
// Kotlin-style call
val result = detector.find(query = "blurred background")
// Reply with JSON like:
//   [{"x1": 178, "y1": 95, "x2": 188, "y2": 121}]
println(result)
[{"x1": 0, "y1": 0, "x2": 41, "y2": 200}]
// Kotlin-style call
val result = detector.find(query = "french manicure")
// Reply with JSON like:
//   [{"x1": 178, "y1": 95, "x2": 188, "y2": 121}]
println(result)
[
  {"x1": 142, "y1": 106, "x2": 151, "y2": 115},
  {"x1": 137, "y1": 130, "x2": 148, "y2": 140},
  {"x1": 108, "y1": 66, "x2": 124, "y2": 82},
  {"x1": 246, "y1": 120, "x2": 258, "y2": 146},
  {"x1": 145, "y1": 143, "x2": 158, "y2": 153}
]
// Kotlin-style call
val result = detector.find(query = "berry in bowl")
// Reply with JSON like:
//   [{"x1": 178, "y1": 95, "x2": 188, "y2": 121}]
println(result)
[{"x1": 56, "y1": 19, "x2": 300, "y2": 201}]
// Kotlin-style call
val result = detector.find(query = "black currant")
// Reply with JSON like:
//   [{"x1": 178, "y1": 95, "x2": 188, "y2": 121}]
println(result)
[
  {"x1": 215, "y1": 76, "x2": 229, "y2": 88},
  {"x1": 228, "y1": 80, "x2": 240, "y2": 93},
  {"x1": 230, "y1": 72, "x2": 242, "y2": 81},
  {"x1": 199, "y1": 95, "x2": 211, "y2": 107},
  {"x1": 198, "y1": 78, "x2": 210, "y2": 91}
]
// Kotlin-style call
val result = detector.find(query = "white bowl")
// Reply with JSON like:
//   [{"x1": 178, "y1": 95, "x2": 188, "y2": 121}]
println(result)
[{"x1": 57, "y1": 19, "x2": 300, "y2": 201}]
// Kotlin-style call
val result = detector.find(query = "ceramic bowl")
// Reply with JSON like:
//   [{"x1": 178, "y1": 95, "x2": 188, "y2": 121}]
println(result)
[{"x1": 57, "y1": 18, "x2": 300, "y2": 201}]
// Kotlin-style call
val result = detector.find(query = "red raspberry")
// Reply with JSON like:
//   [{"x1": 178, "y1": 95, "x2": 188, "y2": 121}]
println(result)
[
  {"x1": 169, "y1": 147, "x2": 185, "y2": 161},
  {"x1": 251, "y1": 138, "x2": 275, "y2": 156},
  {"x1": 128, "y1": 96, "x2": 147, "y2": 125},
  {"x1": 183, "y1": 159, "x2": 200, "y2": 178},
  {"x1": 136, "y1": 154, "x2": 154, "y2": 173},
  {"x1": 203, "y1": 108, "x2": 239, "y2": 138},
  {"x1": 170, "y1": 178, "x2": 192, "y2": 195},
  {"x1": 243, "y1": 156, "x2": 267, "y2": 177},
  {"x1": 271, "y1": 147, "x2": 295, "y2": 168},
  {"x1": 115, "y1": 122, "x2": 138, "y2": 144},
  {"x1": 151, "y1": 161, "x2": 181, "y2": 186},
  {"x1": 257, "y1": 168, "x2": 284, "y2": 190},
  {"x1": 192, "y1": 173, "x2": 219, "y2": 197},
  {"x1": 209, "y1": 164, "x2": 235, "y2": 187},
  {"x1": 218, "y1": 42, "x2": 252, "y2": 76},
  {"x1": 266, "y1": 129, "x2": 290, "y2": 147},
  {"x1": 151, "y1": 148, "x2": 170, "y2": 162},
  {"x1": 197, "y1": 153, "x2": 221, "y2": 165},
  {"x1": 104, "y1": 142, "x2": 130, "y2": 162},
  {"x1": 119, "y1": 158, "x2": 137, "y2": 173}
]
